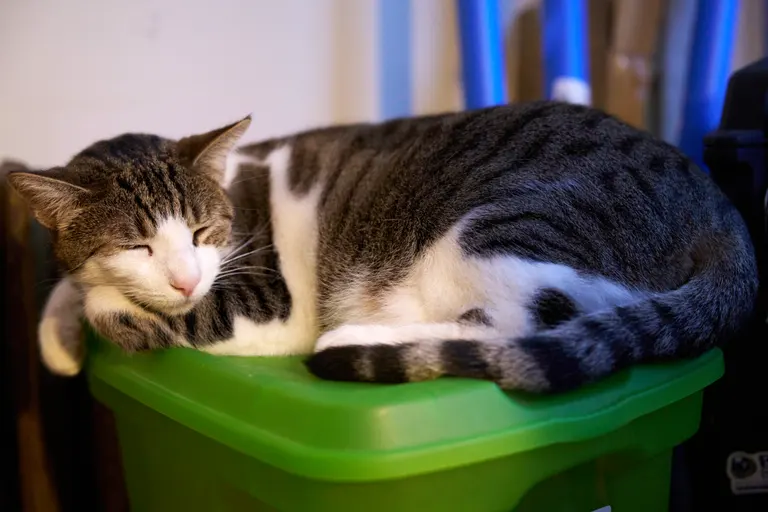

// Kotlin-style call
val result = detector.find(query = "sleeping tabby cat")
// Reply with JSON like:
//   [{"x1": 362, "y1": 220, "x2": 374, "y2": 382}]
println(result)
[{"x1": 8, "y1": 102, "x2": 758, "y2": 393}]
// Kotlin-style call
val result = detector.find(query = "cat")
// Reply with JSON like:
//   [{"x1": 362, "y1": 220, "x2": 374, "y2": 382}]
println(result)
[{"x1": 8, "y1": 101, "x2": 758, "y2": 393}]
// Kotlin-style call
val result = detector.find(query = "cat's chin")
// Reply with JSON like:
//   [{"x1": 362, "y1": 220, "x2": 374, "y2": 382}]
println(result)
[
  {"x1": 124, "y1": 287, "x2": 208, "y2": 316},
  {"x1": 156, "y1": 300, "x2": 199, "y2": 316},
  {"x1": 128, "y1": 293, "x2": 201, "y2": 316}
]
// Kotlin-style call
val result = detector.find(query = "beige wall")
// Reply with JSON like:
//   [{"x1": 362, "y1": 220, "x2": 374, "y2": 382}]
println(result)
[
  {"x1": 734, "y1": 0, "x2": 766, "y2": 69},
  {"x1": 411, "y1": 0, "x2": 462, "y2": 115},
  {"x1": 0, "y1": 0, "x2": 380, "y2": 167}
]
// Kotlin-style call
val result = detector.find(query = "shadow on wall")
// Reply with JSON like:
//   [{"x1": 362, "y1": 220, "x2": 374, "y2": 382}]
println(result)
[{"x1": 1, "y1": 160, "x2": 130, "y2": 511}]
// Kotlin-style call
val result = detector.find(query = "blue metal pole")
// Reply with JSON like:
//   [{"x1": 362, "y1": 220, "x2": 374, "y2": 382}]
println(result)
[
  {"x1": 542, "y1": 0, "x2": 591, "y2": 105},
  {"x1": 678, "y1": 0, "x2": 739, "y2": 169},
  {"x1": 659, "y1": 0, "x2": 698, "y2": 144},
  {"x1": 379, "y1": 0, "x2": 412, "y2": 119},
  {"x1": 456, "y1": 0, "x2": 507, "y2": 109}
]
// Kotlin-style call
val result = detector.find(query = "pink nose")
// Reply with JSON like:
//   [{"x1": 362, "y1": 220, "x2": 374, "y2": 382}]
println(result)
[{"x1": 170, "y1": 276, "x2": 200, "y2": 297}]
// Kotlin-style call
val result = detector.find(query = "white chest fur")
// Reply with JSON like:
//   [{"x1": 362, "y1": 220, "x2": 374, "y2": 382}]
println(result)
[{"x1": 205, "y1": 145, "x2": 321, "y2": 356}]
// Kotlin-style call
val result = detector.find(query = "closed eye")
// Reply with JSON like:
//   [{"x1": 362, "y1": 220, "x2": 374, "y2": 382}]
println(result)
[
  {"x1": 127, "y1": 244, "x2": 153, "y2": 256},
  {"x1": 193, "y1": 227, "x2": 209, "y2": 246}
]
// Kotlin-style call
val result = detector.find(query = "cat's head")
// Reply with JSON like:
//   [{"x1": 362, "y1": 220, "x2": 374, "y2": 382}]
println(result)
[{"x1": 8, "y1": 116, "x2": 251, "y2": 315}]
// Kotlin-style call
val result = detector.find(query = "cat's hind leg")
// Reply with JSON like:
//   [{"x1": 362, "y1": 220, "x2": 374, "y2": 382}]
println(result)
[{"x1": 307, "y1": 224, "x2": 648, "y2": 389}]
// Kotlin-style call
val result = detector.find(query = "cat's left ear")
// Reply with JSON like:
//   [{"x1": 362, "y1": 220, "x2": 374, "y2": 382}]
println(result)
[
  {"x1": 6, "y1": 168, "x2": 89, "y2": 230},
  {"x1": 177, "y1": 115, "x2": 252, "y2": 184}
]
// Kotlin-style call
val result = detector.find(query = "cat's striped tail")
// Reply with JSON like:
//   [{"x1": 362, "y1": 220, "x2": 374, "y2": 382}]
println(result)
[{"x1": 305, "y1": 235, "x2": 758, "y2": 393}]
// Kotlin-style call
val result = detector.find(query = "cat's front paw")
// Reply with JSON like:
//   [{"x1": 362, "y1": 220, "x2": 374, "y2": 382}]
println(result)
[{"x1": 38, "y1": 313, "x2": 85, "y2": 376}]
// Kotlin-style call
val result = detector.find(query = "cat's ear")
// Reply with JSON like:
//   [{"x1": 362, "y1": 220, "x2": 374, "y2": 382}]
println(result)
[
  {"x1": 7, "y1": 169, "x2": 88, "y2": 230},
  {"x1": 177, "y1": 115, "x2": 252, "y2": 184}
]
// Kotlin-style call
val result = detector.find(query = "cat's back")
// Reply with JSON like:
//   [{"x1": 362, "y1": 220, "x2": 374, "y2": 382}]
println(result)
[
  {"x1": 276, "y1": 100, "x2": 712, "y2": 205},
  {"x1": 235, "y1": 102, "x2": 737, "y2": 306},
  {"x1": 282, "y1": 102, "x2": 721, "y2": 246}
]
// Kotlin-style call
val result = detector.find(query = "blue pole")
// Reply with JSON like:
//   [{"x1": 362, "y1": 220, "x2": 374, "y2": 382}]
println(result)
[
  {"x1": 678, "y1": 0, "x2": 739, "y2": 169},
  {"x1": 378, "y1": 0, "x2": 412, "y2": 119},
  {"x1": 542, "y1": 0, "x2": 591, "y2": 105},
  {"x1": 659, "y1": 0, "x2": 698, "y2": 144},
  {"x1": 456, "y1": 0, "x2": 507, "y2": 109}
]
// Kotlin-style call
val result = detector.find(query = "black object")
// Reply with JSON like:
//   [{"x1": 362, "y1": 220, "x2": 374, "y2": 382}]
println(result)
[{"x1": 677, "y1": 57, "x2": 768, "y2": 512}]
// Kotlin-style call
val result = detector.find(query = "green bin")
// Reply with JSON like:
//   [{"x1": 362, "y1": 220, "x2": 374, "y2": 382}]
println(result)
[{"x1": 86, "y1": 331, "x2": 723, "y2": 512}]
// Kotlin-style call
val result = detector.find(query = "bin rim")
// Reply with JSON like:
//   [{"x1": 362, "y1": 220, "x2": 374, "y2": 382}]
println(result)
[{"x1": 86, "y1": 331, "x2": 723, "y2": 482}]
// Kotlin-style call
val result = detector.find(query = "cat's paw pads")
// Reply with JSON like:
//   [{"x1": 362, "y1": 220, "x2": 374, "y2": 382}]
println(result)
[{"x1": 38, "y1": 316, "x2": 85, "y2": 376}]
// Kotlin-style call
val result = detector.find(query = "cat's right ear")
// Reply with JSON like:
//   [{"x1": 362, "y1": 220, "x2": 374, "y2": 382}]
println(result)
[
  {"x1": 177, "y1": 115, "x2": 252, "y2": 185},
  {"x1": 7, "y1": 170, "x2": 88, "y2": 230}
]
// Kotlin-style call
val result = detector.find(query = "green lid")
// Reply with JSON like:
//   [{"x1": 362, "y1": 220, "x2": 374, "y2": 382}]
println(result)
[{"x1": 86, "y1": 330, "x2": 723, "y2": 482}]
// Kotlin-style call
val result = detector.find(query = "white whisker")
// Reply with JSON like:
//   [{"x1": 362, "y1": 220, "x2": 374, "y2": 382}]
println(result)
[
  {"x1": 218, "y1": 265, "x2": 279, "y2": 275},
  {"x1": 215, "y1": 268, "x2": 274, "y2": 279},
  {"x1": 223, "y1": 234, "x2": 257, "y2": 260},
  {"x1": 220, "y1": 245, "x2": 274, "y2": 267},
  {"x1": 217, "y1": 265, "x2": 280, "y2": 277},
  {"x1": 216, "y1": 272, "x2": 268, "y2": 280}
]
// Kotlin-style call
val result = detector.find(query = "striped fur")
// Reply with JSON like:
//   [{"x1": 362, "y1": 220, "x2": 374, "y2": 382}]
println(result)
[{"x1": 9, "y1": 101, "x2": 759, "y2": 393}]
